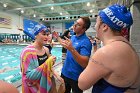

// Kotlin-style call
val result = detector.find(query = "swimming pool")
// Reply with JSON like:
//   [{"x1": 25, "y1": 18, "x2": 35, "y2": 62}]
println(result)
[{"x1": 0, "y1": 44, "x2": 62, "y2": 84}]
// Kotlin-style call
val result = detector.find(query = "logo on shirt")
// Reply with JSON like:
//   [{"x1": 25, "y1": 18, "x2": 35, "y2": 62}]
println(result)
[{"x1": 39, "y1": 56, "x2": 47, "y2": 61}]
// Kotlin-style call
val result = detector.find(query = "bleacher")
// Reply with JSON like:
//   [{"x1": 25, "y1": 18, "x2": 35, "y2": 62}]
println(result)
[{"x1": 0, "y1": 34, "x2": 33, "y2": 43}]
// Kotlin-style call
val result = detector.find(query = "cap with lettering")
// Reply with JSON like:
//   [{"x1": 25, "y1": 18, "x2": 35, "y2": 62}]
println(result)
[
  {"x1": 99, "y1": 4, "x2": 133, "y2": 31},
  {"x1": 23, "y1": 24, "x2": 48, "y2": 40},
  {"x1": 34, "y1": 24, "x2": 48, "y2": 36}
]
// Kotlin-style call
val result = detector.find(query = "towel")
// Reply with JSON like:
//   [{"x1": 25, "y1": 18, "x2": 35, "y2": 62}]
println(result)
[{"x1": 20, "y1": 45, "x2": 54, "y2": 93}]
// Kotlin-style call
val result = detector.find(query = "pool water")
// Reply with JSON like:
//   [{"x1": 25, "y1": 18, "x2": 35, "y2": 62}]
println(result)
[{"x1": 0, "y1": 44, "x2": 62, "y2": 84}]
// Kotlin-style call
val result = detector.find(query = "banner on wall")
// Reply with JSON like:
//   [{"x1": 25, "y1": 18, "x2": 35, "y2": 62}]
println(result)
[
  {"x1": 65, "y1": 21, "x2": 74, "y2": 29},
  {"x1": 65, "y1": 21, "x2": 74, "y2": 35},
  {"x1": 0, "y1": 14, "x2": 12, "y2": 29},
  {"x1": 23, "y1": 19, "x2": 39, "y2": 39},
  {"x1": 50, "y1": 23, "x2": 62, "y2": 32}
]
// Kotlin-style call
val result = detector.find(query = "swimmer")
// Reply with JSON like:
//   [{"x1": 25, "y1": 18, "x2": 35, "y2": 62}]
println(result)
[{"x1": 78, "y1": 4, "x2": 140, "y2": 93}]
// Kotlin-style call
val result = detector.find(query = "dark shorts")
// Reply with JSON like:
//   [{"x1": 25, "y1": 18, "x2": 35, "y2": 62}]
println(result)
[
  {"x1": 92, "y1": 42, "x2": 97, "y2": 46},
  {"x1": 62, "y1": 47, "x2": 67, "y2": 53},
  {"x1": 61, "y1": 73, "x2": 83, "y2": 93}
]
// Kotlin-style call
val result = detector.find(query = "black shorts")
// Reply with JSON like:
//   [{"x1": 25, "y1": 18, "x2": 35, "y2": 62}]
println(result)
[
  {"x1": 62, "y1": 47, "x2": 67, "y2": 53},
  {"x1": 61, "y1": 73, "x2": 83, "y2": 93}
]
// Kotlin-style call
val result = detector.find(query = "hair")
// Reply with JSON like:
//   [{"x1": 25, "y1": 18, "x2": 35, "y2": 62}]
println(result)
[
  {"x1": 99, "y1": 16, "x2": 122, "y2": 32},
  {"x1": 110, "y1": 27, "x2": 122, "y2": 32},
  {"x1": 80, "y1": 17, "x2": 91, "y2": 30},
  {"x1": 60, "y1": 30, "x2": 70, "y2": 39}
]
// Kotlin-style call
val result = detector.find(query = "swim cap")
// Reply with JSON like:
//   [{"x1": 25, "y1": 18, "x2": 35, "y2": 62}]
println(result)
[
  {"x1": 34, "y1": 24, "x2": 48, "y2": 36},
  {"x1": 23, "y1": 24, "x2": 48, "y2": 40},
  {"x1": 99, "y1": 4, "x2": 133, "y2": 31}
]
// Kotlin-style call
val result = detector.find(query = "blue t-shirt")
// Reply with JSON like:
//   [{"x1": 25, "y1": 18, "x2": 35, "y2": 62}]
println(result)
[{"x1": 61, "y1": 33, "x2": 92, "y2": 81}]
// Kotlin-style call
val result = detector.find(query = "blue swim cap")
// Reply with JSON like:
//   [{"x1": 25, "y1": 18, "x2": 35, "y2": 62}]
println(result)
[
  {"x1": 23, "y1": 24, "x2": 48, "y2": 40},
  {"x1": 99, "y1": 4, "x2": 133, "y2": 31},
  {"x1": 34, "y1": 24, "x2": 48, "y2": 36}
]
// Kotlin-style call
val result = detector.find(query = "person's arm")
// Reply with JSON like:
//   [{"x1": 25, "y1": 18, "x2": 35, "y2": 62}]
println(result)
[
  {"x1": 52, "y1": 31, "x2": 64, "y2": 44},
  {"x1": 20, "y1": 49, "x2": 55, "y2": 82},
  {"x1": 53, "y1": 32, "x2": 90, "y2": 67},
  {"x1": 78, "y1": 49, "x2": 112, "y2": 90},
  {"x1": 56, "y1": 37, "x2": 63, "y2": 44},
  {"x1": 44, "y1": 46, "x2": 51, "y2": 56},
  {"x1": 52, "y1": 68, "x2": 64, "y2": 84},
  {"x1": 61, "y1": 37, "x2": 90, "y2": 68},
  {"x1": 69, "y1": 47, "x2": 89, "y2": 68}
]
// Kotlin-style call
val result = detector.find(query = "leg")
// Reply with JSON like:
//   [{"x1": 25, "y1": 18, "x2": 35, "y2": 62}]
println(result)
[
  {"x1": 62, "y1": 53, "x2": 66, "y2": 64},
  {"x1": 70, "y1": 79, "x2": 83, "y2": 93},
  {"x1": 61, "y1": 74, "x2": 71, "y2": 93},
  {"x1": 49, "y1": 76, "x2": 57, "y2": 93}
]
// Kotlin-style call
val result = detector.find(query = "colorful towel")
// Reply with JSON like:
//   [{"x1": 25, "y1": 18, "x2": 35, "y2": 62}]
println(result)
[{"x1": 20, "y1": 45, "x2": 54, "y2": 93}]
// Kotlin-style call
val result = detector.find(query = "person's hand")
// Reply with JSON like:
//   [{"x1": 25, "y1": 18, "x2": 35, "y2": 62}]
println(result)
[
  {"x1": 61, "y1": 36, "x2": 74, "y2": 51},
  {"x1": 48, "y1": 34, "x2": 52, "y2": 43},
  {"x1": 52, "y1": 31, "x2": 59, "y2": 39},
  {"x1": 55, "y1": 75, "x2": 65, "y2": 93},
  {"x1": 56, "y1": 75, "x2": 65, "y2": 85},
  {"x1": 50, "y1": 56, "x2": 56, "y2": 65}
]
